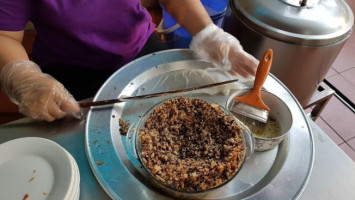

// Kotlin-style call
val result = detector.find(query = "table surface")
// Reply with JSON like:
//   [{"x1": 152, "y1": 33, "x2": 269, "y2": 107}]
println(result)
[{"x1": 0, "y1": 111, "x2": 355, "y2": 200}]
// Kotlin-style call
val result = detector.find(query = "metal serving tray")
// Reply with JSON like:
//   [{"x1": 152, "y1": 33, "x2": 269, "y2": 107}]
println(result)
[{"x1": 85, "y1": 49, "x2": 314, "y2": 199}]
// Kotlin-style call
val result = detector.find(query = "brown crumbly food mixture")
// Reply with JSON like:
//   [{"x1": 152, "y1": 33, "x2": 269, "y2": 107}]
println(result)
[
  {"x1": 119, "y1": 118, "x2": 130, "y2": 136},
  {"x1": 139, "y1": 97, "x2": 245, "y2": 191}
]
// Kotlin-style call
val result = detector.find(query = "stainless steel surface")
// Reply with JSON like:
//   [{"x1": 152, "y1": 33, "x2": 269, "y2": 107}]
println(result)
[
  {"x1": 299, "y1": 123, "x2": 355, "y2": 200},
  {"x1": 1, "y1": 53, "x2": 355, "y2": 200},
  {"x1": 228, "y1": 0, "x2": 353, "y2": 45},
  {"x1": 223, "y1": 0, "x2": 354, "y2": 107},
  {"x1": 85, "y1": 49, "x2": 313, "y2": 199},
  {"x1": 282, "y1": 0, "x2": 319, "y2": 8},
  {"x1": 1, "y1": 113, "x2": 354, "y2": 200}
]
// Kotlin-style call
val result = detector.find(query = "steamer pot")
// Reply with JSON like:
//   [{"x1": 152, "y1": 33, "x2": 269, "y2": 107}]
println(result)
[{"x1": 222, "y1": 0, "x2": 354, "y2": 106}]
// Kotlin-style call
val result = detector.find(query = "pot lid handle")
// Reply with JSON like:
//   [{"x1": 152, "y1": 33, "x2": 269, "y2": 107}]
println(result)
[
  {"x1": 281, "y1": 0, "x2": 319, "y2": 7},
  {"x1": 300, "y1": 0, "x2": 308, "y2": 6}
]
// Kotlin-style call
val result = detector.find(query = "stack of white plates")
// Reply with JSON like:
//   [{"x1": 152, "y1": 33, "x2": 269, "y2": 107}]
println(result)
[{"x1": 0, "y1": 137, "x2": 80, "y2": 200}]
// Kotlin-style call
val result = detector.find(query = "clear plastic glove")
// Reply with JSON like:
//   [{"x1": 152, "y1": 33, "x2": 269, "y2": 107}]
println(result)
[
  {"x1": 190, "y1": 23, "x2": 259, "y2": 81},
  {"x1": 0, "y1": 60, "x2": 81, "y2": 122}
]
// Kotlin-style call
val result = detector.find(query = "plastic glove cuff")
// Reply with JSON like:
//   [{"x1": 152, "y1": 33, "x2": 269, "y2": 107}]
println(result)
[
  {"x1": 0, "y1": 60, "x2": 42, "y2": 104},
  {"x1": 1, "y1": 60, "x2": 41, "y2": 77},
  {"x1": 192, "y1": 23, "x2": 219, "y2": 42}
]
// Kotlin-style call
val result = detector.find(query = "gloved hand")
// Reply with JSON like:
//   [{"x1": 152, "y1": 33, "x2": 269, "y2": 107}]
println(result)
[
  {"x1": 0, "y1": 60, "x2": 81, "y2": 122},
  {"x1": 190, "y1": 23, "x2": 259, "y2": 81}
]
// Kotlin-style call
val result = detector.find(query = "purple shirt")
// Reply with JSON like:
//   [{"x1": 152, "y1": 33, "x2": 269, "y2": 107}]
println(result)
[{"x1": 0, "y1": 0, "x2": 155, "y2": 70}]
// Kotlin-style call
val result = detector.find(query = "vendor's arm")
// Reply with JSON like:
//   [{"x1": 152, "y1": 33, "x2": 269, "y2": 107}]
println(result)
[
  {"x1": 159, "y1": 0, "x2": 259, "y2": 80},
  {"x1": 0, "y1": 31, "x2": 81, "y2": 122},
  {"x1": 159, "y1": 0, "x2": 212, "y2": 36},
  {"x1": 0, "y1": 31, "x2": 28, "y2": 65}
]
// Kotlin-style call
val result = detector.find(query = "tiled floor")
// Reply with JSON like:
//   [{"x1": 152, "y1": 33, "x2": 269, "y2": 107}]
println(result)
[{"x1": 310, "y1": 0, "x2": 355, "y2": 162}]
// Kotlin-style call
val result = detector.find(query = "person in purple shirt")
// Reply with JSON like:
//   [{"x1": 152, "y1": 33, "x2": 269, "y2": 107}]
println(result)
[{"x1": 0, "y1": 0, "x2": 258, "y2": 122}]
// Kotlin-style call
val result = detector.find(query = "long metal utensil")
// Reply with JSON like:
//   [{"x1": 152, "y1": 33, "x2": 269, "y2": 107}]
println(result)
[
  {"x1": 79, "y1": 78, "x2": 238, "y2": 107},
  {"x1": 1, "y1": 79, "x2": 239, "y2": 117}
]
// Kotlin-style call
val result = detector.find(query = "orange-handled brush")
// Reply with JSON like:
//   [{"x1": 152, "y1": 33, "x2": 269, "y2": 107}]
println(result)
[{"x1": 231, "y1": 49, "x2": 273, "y2": 123}]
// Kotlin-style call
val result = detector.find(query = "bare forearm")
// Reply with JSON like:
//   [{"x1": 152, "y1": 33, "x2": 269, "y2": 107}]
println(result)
[
  {"x1": 0, "y1": 31, "x2": 29, "y2": 71},
  {"x1": 159, "y1": 0, "x2": 213, "y2": 36}
]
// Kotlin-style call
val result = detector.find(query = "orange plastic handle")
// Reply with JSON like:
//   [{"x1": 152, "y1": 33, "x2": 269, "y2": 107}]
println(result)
[{"x1": 235, "y1": 49, "x2": 273, "y2": 111}]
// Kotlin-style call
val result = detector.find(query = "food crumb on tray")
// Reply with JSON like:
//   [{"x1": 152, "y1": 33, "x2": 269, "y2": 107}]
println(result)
[
  {"x1": 96, "y1": 160, "x2": 105, "y2": 166},
  {"x1": 119, "y1": 118, "x2": 130, "y2": 136},
  {"x1": 139, "y1": 97, "x2": 245, "y2": 192},
  {"x1": 29, "y1": 177, "x2": 35, "y2": 182},
  {"x1": 23, "y1": 194, "x2": 29, "y2": 200}
]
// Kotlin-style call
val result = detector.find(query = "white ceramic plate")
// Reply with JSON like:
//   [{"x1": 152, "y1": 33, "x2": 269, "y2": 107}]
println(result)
[
  {"x1": 0, "y1": 137, "x2": 74, "y2": 200},
  {"x1": 65, "y1": 150, "x2": 80, "y2": 200}
]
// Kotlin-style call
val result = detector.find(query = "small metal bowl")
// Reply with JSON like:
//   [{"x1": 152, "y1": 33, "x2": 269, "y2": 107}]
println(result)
[
  {"x1": 226, "y1": 90, "x2": 293, "y2": 151},
  {"x1": 134, "y1": 97, "x2": 254, "y2": 198}
]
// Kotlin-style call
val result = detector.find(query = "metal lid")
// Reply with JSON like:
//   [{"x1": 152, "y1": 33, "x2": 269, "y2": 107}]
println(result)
[{"x1": 230, "y1": 0, "x2": 354, "y2": 45}]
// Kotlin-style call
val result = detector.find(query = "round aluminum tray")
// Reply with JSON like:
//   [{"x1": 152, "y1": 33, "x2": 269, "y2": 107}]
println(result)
[{"x1": 85, "y1": 49, "x2": 314, "y2": 199}]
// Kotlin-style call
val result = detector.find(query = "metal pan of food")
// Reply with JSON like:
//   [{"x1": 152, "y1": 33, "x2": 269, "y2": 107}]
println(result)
[{"x1": 85, "y1": 49, "x2": 314, "y2": 200}]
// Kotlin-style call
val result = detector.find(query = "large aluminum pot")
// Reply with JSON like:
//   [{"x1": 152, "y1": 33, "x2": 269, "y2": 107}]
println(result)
[{"x1": 222, "y1": 0, "x2": 354, "y2": 106}]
